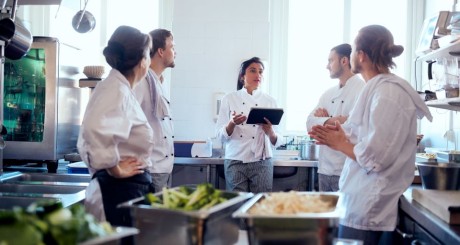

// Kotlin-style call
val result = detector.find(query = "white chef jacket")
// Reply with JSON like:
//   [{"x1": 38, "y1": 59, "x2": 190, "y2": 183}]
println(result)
[
  {"x1": 134, "y1": 69, "x2": 175, "y2": 174},
  {"x1": 339, "y1": 73, "x2": 432, "y2": 231},
  {"x1": 306, "y1": 75, "x2": 365, "y2": 176},
  {"x1": 215, "y1": 88, "x2": 282, "y2": 162},
  {"x1": 77, "y1": 69, "x2": 154, "y2": 221}
]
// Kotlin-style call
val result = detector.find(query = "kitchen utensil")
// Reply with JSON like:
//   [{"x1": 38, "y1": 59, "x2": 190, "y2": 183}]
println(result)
[
  {"x1": 416, "y1": 162, "x2": 460, "y2": 190},
  {"x1": 299, "y1": 140, "x2": 319, "y2": 160},
  {"x1": 72, "y1": 0, "x2": 96, "y2": 33},
  {"x1": 444, "y1": 111, "x2": 457, "y2": 150},
  {"x1": 0, "y1": 0, "x2": 32, "y2": 60}
]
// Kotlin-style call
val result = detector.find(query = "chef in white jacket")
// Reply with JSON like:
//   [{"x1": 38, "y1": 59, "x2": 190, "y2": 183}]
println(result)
[
  {"x1": 77, "y1": 26, "x2": 154, "y2": 227},
  {"x1": 216, "y1": 57, "x2": 282, "y2": 193},
  {"x1": 309, "y1": 25, "x2": 432, "y2": 245},
  {"x1": 134, "y1": 28, "x2": 176, "y2": 193},
  {"x1": 307, "y1": 43, "x2": 365, "y2": 192}
]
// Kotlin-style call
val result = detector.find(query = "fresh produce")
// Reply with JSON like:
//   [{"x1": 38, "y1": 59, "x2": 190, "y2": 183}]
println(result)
[
  {"x1": 145, "y1": 183, "x2": 228, "y2": 211},
  {"x1": 0, "y1": 200, "x2": 113, "y2": 245}
]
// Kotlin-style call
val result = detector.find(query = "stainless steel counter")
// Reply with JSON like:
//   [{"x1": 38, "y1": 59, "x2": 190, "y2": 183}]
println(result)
[
  {"x1": 399, "y1": 186, "x2": 460, "y2": 244},
  {"x1": 174, "y1": 157, "x2": 318, "y2": 191}
]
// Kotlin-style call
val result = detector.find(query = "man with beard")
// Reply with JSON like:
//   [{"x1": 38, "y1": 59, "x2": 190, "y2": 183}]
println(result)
[
  {"x1": 309, "y1": 25, "x2": 432, "y2": 244},
  {"x1": 306, "y1": 43, "x2": 365, "y2": 192},
  {"x1": 134, "y1": 28, "x2": 176, "y2": 192}
]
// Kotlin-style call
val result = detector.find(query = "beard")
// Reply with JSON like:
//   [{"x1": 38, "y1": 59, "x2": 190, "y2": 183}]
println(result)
[
  {"x1": 329, "y1": 67, "x2": 343, "y2": 79},
  {"x1": 351, "y1": 62, "x2": 361, "y2": 74}
]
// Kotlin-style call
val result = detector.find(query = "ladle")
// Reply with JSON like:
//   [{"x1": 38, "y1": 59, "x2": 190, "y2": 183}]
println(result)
[{"x1": 76, "y1": 0, "x2": 88, "y2": 29}]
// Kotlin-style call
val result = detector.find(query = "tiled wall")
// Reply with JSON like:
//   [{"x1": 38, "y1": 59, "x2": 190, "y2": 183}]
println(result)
[{"x1": 169, "y1": 0, "x2": 270, "y2": 144}]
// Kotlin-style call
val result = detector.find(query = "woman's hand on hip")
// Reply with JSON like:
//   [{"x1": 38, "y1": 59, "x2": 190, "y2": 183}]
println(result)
[{"x1": 107, "y1": 157, "x2": 146, "y2": 178}]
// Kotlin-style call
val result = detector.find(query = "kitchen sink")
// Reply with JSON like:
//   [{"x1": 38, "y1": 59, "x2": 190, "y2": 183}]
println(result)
[
  {"x1": 0, "y1": 195, "x2": 62, "y2": 210},
  {"x1": 0, "y1": 189, "x2": 86, "y2": 210},
  {"x1": 0, "y1": 172, "x2": 91, "y2": 186},
  {"x1": 1, "y1": 172, "x2": 91, "y2": 184},
  {"x1": 0, "y1": 183, "x2": 86, "y2": 194}
]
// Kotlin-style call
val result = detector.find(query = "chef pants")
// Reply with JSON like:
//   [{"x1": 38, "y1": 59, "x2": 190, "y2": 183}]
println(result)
[
  {"x1": 93, "y1": 170, "x2": 154, "y2": 227},
  {"x1": 338, "y1": 224, "x2": 383, "y2": 245},
  {"x1": 224, "y1": 159, "x2": 273, "y2": 193}
]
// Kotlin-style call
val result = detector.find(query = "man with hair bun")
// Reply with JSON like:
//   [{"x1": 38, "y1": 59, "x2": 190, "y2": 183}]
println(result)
[{"x1": 309, "y1": 25, "x2": 433, "y2": 244}]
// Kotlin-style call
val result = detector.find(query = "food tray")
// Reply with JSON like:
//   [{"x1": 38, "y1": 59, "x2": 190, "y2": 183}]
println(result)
[
  {"x1": 118, "y1": 187, "x2": 253, "y2": 245},
  {"x1": 80, "y1": 227, "x2": 138, "y2": 245},
  {"x1": 436, "y1": 151, "x2": 460, "y2": 163},
  {"x1": 232, "y1": 192, "x2": 343, "y2": 245}
]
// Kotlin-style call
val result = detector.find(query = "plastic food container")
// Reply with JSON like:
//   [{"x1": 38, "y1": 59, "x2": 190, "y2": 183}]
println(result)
[
  {"x1": 118, "y1": 187, "x2": 253, "y2": 245},
  {"x1": 232, "y1": 192, "x2": 343, "y2": 245}
]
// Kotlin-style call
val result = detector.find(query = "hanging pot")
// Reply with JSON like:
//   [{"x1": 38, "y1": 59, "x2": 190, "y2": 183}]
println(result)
[
  {"x1": 0, "y1": 0, "x2": 32, "y2": 60},
  {"x1": 72, "y1": 0, "x2": 96, "y2": 33}
]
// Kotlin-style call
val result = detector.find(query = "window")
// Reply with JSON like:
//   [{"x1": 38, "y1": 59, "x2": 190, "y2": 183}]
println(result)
[{"x1": 270, "y1": 0, "x2": 419, "y2": 135}]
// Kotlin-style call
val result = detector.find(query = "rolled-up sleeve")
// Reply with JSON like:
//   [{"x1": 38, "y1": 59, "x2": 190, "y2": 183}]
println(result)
[{"x1": 353, "y1": 96, "x2": 412, "y2": 172}]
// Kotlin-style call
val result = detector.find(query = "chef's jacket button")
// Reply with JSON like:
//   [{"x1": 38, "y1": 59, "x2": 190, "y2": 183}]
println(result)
[
  {"x1": 241, "y1": 112, "x2": 243, "y2": 114},
  {"x1": 255, "y1": 104, "x2": 258, "y2": 106},
  {"x1": 162, "y1": 118, "x2": 165, "y2": 120},
  {"x1": 172, "y1": 136, "x2": 174, "y2": 138},
  {"x1": 243, "y1": 102, "x2": 245, "y2": 105},
  {"x1": 169, "y1": 118, "x2": 172, "y2": 120},
  {"x1": 165, "y1": 155, "x2": 168, "y2": 157},
  {"x1": 341, "y1": 100, "x2": 344, "y2": 103},
  {"x1": 171, "y1": 153, "x2": 174, "y2": 156},
  {"x1": 330, "y1": 116, "x2": 333, "y2": 118},
  {"x1": 331, "y1": 101, "x2": 334, "y2": 103},
  {"x1": 252, "y1": 136, "x2": 255, "y2": 139},
  {"x1": 167, "y1": 101, "x2": 170, "y2": 104},
  {"x1": 164, "y1": 136, "x2": 167, "y2": 139},
  {"x1": 240, "y1": 135, "x2": 243, "y2": 137},
  {"x1": 253, "y1": 125, "x2": 256, "y2": 127}
]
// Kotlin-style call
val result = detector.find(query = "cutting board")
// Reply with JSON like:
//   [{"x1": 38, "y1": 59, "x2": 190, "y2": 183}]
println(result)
[{"x1": 412, "y1": 189, "x2": 460, "y2": 224}]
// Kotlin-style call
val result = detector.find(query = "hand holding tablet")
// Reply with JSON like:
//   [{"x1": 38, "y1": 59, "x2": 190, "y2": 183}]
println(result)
[{"x1": 246, "y1": 107, "x2": 284, "y2": 125}]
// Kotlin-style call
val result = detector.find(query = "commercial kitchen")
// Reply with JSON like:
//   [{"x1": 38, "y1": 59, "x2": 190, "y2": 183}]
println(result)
[{"x1": 0, "y1": 0, "x2": 460, "y2": 244}]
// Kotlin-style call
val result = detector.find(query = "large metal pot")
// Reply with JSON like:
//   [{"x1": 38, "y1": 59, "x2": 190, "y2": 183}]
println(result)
[
  {"x1": 0, "y1": 0, "x2": 32, "y2": 60},
  {"x1": 0, "y1": 18, "x2": 32, "y2": 60},
  {"x1": 300, "y1": 140, "x2": 319, "y2": 160}
]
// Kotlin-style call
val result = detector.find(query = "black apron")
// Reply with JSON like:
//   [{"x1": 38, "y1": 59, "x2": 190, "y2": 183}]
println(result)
[{"x1": 93, "y1": 170, "x2": 154, "y2": 227}]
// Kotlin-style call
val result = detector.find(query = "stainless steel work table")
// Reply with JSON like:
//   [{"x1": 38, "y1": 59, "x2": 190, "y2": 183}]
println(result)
[{"x1": 174, "y1": 157, "x2": 318, "y2": 191}]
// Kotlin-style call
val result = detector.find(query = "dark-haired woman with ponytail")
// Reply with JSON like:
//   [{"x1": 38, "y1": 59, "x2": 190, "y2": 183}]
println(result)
[
  {"x1": 215, "y1": 57, "x2": 282, "y2": 193},
  {"x1": 77, "y1": 25, "x2": 153, "y2": 230}
]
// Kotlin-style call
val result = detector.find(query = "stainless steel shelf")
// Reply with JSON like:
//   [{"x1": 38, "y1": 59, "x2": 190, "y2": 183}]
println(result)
[
  {"x1": 426, "y1": 98, "x2": 460, "y2": 111},
  {"x1": 418, "y1": 39, "x2": 460, "y2": 62}
]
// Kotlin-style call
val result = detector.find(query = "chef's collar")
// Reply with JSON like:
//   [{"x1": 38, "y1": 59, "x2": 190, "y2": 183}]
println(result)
[{"x1": 242, "y1": 86, "x2": 261, "y2": 96}]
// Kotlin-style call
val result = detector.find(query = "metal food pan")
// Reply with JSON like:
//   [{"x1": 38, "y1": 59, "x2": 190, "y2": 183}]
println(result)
[
  {"x1": 118, "y1": 187, "x2": 253, "y2": 245},
  {"x1": 436, "y1": 151, "x2": 460, "y2": 163},
  {"x1": 232, "y1": 192, "x2": 343, "y2": 245}
]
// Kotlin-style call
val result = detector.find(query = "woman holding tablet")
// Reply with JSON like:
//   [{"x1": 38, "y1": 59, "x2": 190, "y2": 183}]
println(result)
[{"x1": 215, "y1": 57, "x2": 282, "y2": 193}]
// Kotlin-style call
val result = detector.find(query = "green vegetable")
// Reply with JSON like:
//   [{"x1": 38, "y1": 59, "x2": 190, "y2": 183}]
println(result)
[
  {"x1": 0, "y1": 201, "x2": 114, "y2": 245},
  {"x1": 145, "y1": 183, "x2": 228, "y2": 211}
]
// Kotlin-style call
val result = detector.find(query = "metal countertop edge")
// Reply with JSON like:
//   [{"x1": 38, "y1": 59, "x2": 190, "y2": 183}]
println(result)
[
  {"x1": 174, "y1": 157, "x2": 318, "y2": 167},
  {"x1": 400, "y1": 186, "x2": 460, "y2": 244}
]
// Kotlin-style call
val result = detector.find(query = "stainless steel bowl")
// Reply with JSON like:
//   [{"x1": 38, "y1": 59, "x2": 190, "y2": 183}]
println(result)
[{"x1": 416, "y1": 162, "x2": 460, "y2": 190}]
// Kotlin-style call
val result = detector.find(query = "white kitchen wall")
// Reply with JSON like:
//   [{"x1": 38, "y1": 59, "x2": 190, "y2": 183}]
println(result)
[{"x1": 170, "y1": 0, "x2": 270, "y2": 144}]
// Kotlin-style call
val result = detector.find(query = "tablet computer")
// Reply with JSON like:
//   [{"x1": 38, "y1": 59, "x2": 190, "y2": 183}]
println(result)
[{"x1": 246, "y1": 107, "x2": 284, "y2": 125}]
